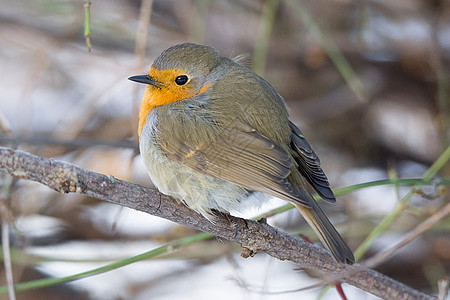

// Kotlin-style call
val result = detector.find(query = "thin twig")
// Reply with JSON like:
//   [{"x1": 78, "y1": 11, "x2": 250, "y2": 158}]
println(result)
[
  {"x1": 354, "y1": 145, "x2": 450, "y2": 261},
  {"x1": 230, "y1": 274, "x2": 326, "y2": 295},
  {"x1": 364, "y1": 201, "x2": 450, "y2": 269}
]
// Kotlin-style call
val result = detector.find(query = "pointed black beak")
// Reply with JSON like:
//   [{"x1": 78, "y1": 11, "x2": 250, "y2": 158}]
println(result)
[{"x1": 128, "y1": 74, "x2": 161, "y2": 86}]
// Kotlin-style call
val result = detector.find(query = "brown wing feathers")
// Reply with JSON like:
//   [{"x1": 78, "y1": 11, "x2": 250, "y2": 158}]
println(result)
[{"x1": 159, "y1": 122, "x2": 313, "y2": 206}]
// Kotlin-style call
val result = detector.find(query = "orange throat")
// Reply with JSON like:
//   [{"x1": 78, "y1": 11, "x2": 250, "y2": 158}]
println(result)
[
  {"x1": 137, "y1": 83, "x2": 189, "y2": 136},
  {"x1": 138, "y1": 85, "x2": 158, "y2": 136},
  {"x1": 138, "y1": 67, "x2": 211, "y2": 136}
]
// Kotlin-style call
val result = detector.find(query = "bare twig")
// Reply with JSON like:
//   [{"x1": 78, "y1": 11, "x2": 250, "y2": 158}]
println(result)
[
  {"x1": 134, "y1": 0, "x2": 153, "y2": 59},
  {"x1": 0, "y1": 147, "x2": 437, "y2": 300},
  {"x1": 364, "y1": 201, "x2": 450, "y2": 269}
]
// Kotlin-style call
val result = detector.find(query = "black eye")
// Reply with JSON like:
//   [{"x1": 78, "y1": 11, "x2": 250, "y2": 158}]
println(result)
[{"x1": 175, "y1": 75, "x2": 189, "y2": 86}]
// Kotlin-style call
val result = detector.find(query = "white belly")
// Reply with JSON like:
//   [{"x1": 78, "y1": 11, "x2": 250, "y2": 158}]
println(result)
[{"x1": 139, "y1": 112, "x2": 269, "y2": 219}]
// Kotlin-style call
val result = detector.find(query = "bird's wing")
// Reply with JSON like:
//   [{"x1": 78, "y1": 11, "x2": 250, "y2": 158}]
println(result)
[
  {"x1": 157, "y1": 121, "x2": 312, "y2": 207},
  {"x1": 289, "y1": 121, "x2": 335, "y2": 202}
]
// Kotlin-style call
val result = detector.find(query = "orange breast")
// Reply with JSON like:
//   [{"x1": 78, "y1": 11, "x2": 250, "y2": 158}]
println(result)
[{"x1": 138, "y1": 67, "x2": 211, "y2": 136}]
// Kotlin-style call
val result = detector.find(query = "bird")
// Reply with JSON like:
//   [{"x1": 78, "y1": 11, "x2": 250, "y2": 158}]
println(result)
[{"x1": 129, "y1": 43, "x2": 354, "y2": 264}]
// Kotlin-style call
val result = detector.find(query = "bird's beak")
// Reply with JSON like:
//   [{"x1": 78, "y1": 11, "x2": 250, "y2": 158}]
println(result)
[{"x1": 128, "y1": 74, "x2": 161, "y2": 86}]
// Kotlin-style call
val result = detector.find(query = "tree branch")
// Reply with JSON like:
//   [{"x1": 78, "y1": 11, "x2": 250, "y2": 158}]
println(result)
[{"x1": 0, "y1": 147, "x2": 437, "y2": 300}]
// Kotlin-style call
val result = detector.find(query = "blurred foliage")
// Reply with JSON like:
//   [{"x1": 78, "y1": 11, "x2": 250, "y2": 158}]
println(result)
[{"x1": 0, "y1": 0, "x2": 449, "y2": 299}]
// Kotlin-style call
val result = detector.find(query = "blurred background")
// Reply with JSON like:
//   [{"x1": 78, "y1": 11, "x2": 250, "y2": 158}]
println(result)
[{"x1": 0, "y1": 0, "x2": 449, "y2": 299}]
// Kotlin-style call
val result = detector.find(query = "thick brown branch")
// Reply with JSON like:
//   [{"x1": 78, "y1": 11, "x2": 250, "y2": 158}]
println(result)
[{"x1": 0, "y1": 147, "x2": 437, "y2": 300}]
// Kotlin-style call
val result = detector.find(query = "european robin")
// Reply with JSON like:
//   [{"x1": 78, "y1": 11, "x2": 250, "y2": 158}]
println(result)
[{"x1": 129, "y1": 43, "x2": 354, "y2": 264}]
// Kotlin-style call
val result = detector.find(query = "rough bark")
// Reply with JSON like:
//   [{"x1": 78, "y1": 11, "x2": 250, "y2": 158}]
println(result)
[{"x1": 0, "y1": 147, "x2": 437, "y2": 300}]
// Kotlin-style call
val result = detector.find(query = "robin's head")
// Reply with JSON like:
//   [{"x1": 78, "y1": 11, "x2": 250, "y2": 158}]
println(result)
[{"x1": 129, "y1": 43, "x2": 221, "y2": 135}]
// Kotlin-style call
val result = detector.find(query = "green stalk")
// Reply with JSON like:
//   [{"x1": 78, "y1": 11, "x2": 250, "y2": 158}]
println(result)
[
  {"x1": 84, "y1": 0, "x2": 92, "y2": 52},
  {"x1": 0, "y1": 232, "x2": 212, "y2": 293},
  {"x1": 354, "y1": 145, "x2": 450, "y2": 261},
  {"x1": 283, "y1": 0, "x2": 367, "y2": 102},
  {"x1": 253, "y1": 0, "x2": 279, "y2": 76}
]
